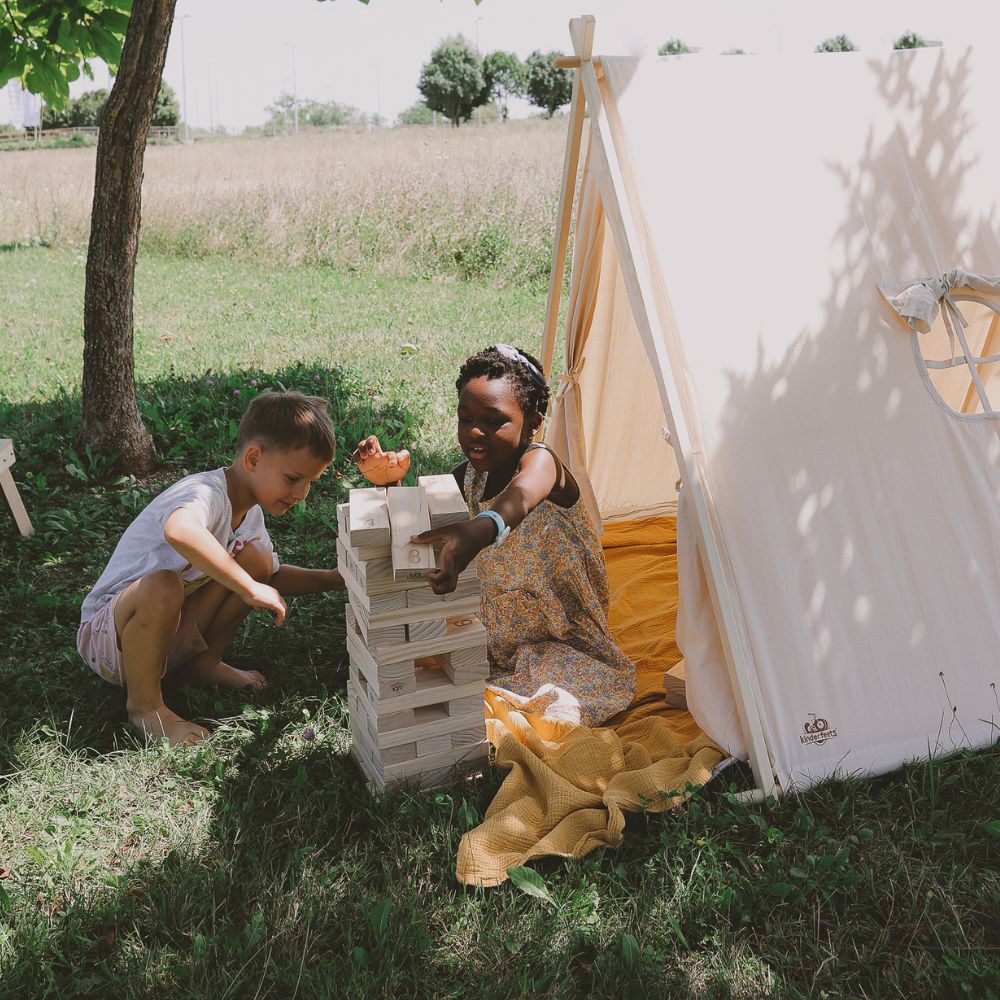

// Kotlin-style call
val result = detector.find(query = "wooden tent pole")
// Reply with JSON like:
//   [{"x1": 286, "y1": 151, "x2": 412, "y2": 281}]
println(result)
[
  {"x1": 571, "y1": 17, "x2": 778, "y2": 799},
  {"x1": 539, "y1": 16, "x2": 595, "y2": 380}
]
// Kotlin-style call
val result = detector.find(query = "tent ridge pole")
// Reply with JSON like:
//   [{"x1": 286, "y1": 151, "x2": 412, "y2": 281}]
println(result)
[{"x1": 540, "y1": 15, "x2": 595, "y2": 381}]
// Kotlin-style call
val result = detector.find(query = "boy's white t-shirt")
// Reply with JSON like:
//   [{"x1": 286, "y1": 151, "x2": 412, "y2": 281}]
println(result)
[{"x1": 80, "y1": 468, "x2": 279, "y2": 624}]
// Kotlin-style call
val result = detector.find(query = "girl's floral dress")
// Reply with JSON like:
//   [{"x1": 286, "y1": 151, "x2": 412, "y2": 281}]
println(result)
[{"x1": 465, "y1": 445, "x2": 636, "y2": 725}]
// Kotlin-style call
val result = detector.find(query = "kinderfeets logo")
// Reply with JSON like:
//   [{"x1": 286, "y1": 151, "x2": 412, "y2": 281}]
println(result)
[{"x1": 800, "y1": 713, "x2": 838, "y2": 746}]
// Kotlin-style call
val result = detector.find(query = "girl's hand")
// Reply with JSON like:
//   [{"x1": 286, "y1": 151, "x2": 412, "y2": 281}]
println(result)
[
  {"x1": 413, "y1": 518, "x2": 496, "y2": 594},
  {"x1": 352, "y1": 434, "x2": 411, "y2": 486}
]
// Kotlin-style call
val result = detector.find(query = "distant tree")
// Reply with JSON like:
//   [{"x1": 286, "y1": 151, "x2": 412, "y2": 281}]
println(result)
[
  {"x1": 658, "y1": 38, "x2": 692, "y2": 55},
  {"x1": 41, "y1": 101, "x2": 73, "y2": 128},
  {"x1": 894, "y1": 32, "x2": 928, "y2": 50},
  {"x1": 722, "y1": 48, "x2": 747, "y2": 55},
  {"x1": 70, "y1": 87, "x2": 109, "y2": 126},
  {"x1": 816, "y1": 34, "x2": 857, "y2": 53},
  {"x1": 397, "y1": 100, "x2": 436, "y2": 126},
  {"x1": 418, "y1": 35, "x2": 487, "y2": 127},
  {"x1": 482, "y1": 50, "x2": 523, "y2": 122},
  {"x1": 152, "y1": 79, "x2": 179, "y2": 125},
  {"x1": 523, "y1": 50, "x2": 572, "y2": 118},
  {"x1": 264, "y1": 92, "x2": 364, "y2": 131}
]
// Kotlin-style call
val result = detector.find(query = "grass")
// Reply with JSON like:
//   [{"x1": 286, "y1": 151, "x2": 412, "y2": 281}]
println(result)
[
  {"x1": 1, "y1": 127, "x2": 1000, "y2": 995},
  {"x1": 0, "y1": 122, "x2": 564, "y2": 283}
]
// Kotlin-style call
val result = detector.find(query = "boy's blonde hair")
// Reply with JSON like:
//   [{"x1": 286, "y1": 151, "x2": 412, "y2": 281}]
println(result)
[{"x1": 235, "y1": 391, "x2": 336, "y2": 462}]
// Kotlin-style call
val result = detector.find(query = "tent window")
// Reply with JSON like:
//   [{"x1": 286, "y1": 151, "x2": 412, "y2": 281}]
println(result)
[{"x1": 918, "y1": 296, "x2": 1000, "y2": 417}]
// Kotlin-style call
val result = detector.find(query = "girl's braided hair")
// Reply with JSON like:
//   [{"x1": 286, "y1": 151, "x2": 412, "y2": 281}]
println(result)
[{"x1": 456, "y1": 346, "x2": 550, "y2": 416}]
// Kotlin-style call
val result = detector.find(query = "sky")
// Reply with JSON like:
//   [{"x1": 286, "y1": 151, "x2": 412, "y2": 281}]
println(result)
[{"x1": 64, "y1": 0, "x2": 1000, "y2": 131}]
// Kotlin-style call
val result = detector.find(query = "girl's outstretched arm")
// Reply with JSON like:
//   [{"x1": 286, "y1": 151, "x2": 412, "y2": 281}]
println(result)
[{"x1": 414, "y1": 448, "x2": 559, "y2": 594}]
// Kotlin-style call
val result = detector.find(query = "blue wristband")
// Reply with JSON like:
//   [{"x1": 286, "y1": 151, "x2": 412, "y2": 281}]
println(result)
[{"x1": 474, "y1": 509, "x2": 510, "y2": 547}]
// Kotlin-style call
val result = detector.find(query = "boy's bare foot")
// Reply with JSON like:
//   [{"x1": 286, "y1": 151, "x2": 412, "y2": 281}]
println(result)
[
  {"x1": 178, "y1": 653, "x2": 268, "y2": 691},
  {"x1": 129, "y1": 705, "x2": 209, "y2": 746}
]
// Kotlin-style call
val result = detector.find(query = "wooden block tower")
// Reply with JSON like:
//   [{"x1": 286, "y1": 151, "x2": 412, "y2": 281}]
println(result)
[{"x1": 339, "y1": 477, "x2": 490, "y2": 792}]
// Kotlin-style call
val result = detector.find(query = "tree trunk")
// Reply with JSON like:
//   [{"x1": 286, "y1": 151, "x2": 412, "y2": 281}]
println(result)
[{"x1": 81, "y1": 0, "x2": 177, "y2": 474}]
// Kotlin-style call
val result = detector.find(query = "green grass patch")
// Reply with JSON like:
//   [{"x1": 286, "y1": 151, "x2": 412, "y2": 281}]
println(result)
[{"x1": 1, "y1": 247, "x2": 999, "y2": 997}]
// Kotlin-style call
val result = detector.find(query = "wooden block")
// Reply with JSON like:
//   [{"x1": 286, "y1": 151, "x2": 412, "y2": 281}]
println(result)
[
  {"x1": 346, "y1": 609, "x2": 417, "y2": 698},
  {"x1": 350, "y1": 655, "x2": 487, "y2": 718},
  {"x1": 381, "y1": 739, "x2": 488, "y2": 781},
  {"x1": 448, "y1": 693, "x2": 485, "y2": 716},
  {"x1": 382, "y1": 743, "x2": 417, "y2": 765},
  {"x1": 337, "y1": 539, "x2": 395, "y2": 586},
  {"x1": 405, "y1": 579, "x2": 480, "y2": 605},
  {"x1": 447, "y1": 644, "x2": 489, "y2": 670},
  {"x1": 375, "y1": 703, "x2": 486, "y2": 751},
  {"x1": 418, "y1": 474, "x2": 469, "y2": 528},
  {"x1": 406, "y1": 619, "x2": 447, "y2": 643},
  {"x1": 387, "y1": 486, "x2": 435, "y2": 580},
  {"x1": 416, "y1": 734, "x2": 453, "y2": 757},
  {"x1": 338, "y1": 505, "x2": 393, "y2": 560},
  {"x1": 439, "y1": 658, "x2": 489, "y2": 684},
  {"x1": 337, "y1": 539, "x2": 427, "y2": 605},
  {"x1": 439, "y1": 643, "x2": 490, "y2": 682},
  {"x1": 349, "y1": 488, "x2": 390, "y2": 546},
  {"x1": 451, "y1": 724, "x2": 487, "y2": 749},
  {"x1": 362, "y1": 614, "x2": 488, "y2": 666},
  {"x1": 344, "y1": 566, "x2": 479, "y2": 627}
]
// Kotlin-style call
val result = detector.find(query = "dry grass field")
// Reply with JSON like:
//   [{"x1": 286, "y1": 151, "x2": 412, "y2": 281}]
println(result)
[{"x1": 0, "y1": 121, "x2": 565, "y2": 281}]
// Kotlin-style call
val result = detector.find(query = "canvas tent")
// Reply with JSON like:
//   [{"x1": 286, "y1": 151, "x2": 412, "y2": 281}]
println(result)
[{"x1": 541, "y1": 17, "x2": 1000, "y2": 799}]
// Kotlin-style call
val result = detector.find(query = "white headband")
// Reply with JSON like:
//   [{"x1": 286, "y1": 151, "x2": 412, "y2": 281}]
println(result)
[{"x1": 495, "y1": 343, "x2": 546, "y2": 387}]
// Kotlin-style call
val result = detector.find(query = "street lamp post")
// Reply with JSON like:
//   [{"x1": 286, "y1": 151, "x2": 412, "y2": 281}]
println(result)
[
  {"x1": 475, "y1": 16, "x2": 483, "y2": 127},
  {"x1": 179, "y1": 14, "x2": 190, "y2": 143},
  {"x1": 285, "y1": 44, "x2": 299, "y2": 134}
]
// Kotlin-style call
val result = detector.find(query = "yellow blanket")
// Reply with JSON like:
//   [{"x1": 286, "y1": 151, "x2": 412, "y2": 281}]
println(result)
[{"x1": 456, "y1": 516, "x2": 723, "y2": 886}]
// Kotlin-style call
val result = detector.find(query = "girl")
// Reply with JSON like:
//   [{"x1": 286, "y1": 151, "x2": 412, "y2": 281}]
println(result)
[{"x1": 354, "y1": 345, "x2": 635, "y2": 726}]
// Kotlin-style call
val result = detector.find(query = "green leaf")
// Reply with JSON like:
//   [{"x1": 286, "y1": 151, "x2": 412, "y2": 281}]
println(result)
[
  {"x1": 506, "y1": 865, "x2": 555, "y2": 906},
  {"x1": 766, "y1": 882, "x2": 796, "y2": 897},
  {"x1": 984, "y1": 820, "x2": 1000, "y2": 839},
  {"x1": 0, "y1": 884, "x2": 10, "y2": 915},
  {"x1": 369, "y1": 899, "x2": 390, "y2": 944},
  {"x1": 351, "y1": 945, "x2": 369, "y2": 969},
  {"x1": 620, "y1": 932, "x2": 640, "y2": 970}
]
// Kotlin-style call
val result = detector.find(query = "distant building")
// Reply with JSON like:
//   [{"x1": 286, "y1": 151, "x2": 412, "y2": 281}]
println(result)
[{"x1": 2, "y1": 80, "x2": 41, "y2": 129}]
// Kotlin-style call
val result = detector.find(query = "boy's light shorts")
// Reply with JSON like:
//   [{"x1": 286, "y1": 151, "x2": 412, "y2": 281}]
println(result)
[{"x1": 76, "y1": 590, "x2": 209, "y2": 687}]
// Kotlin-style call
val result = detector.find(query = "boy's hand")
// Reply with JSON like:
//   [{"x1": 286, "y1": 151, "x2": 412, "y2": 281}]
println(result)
[
  {"x1": 353, "y1": 434, "x2": 411, "y2": 486},
  {"x1": 241, "y1": 580, "x2": 287, "y2": 626},
  {"x1": 413, "y1": 518, "x2": 495, "y2": 594}
]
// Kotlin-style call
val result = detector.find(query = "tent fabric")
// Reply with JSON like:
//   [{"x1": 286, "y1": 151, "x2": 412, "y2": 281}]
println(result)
[
  {"x1": 456, "y1": 516, "x2": 722, "y2": 886},
  {"x1": 545, "y1": 142, "x2": 680, "y2": 525},
  {"x1": 547, "y1": 45, "x2": 1000, "y2": 791}
]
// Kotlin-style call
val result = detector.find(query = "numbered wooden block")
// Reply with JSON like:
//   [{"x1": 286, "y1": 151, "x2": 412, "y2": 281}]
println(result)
[
  {"x1": 349, "y1": 488, "x2": 390, "y2": 546},
  {"x1": 337, "y1": 503, "x2": 392, "y2": 560},
  {"x1": 419, "y1": 474, "x2": 469, "y2": 528},
  {"x1": 387, "y1": 486, "x2": 435, "y2": 580}
]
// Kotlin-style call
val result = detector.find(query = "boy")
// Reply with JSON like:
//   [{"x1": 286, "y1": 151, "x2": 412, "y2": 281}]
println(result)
[{"x1": 77, "y1": 391, "x2": 346, "y2": 746}]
